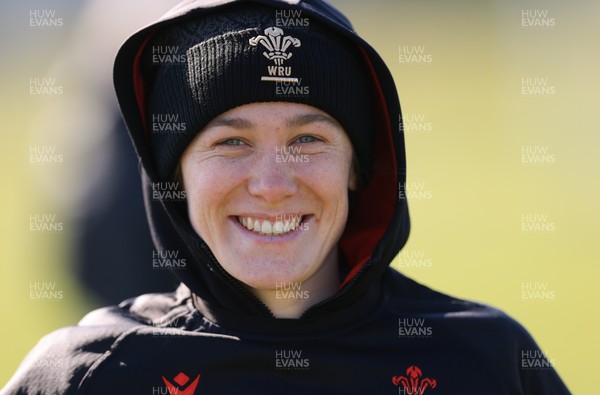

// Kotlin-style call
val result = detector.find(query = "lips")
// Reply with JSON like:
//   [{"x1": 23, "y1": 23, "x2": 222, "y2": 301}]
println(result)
[{"x1": 237, "y1": 215, "x2": 304, "y2": 236}]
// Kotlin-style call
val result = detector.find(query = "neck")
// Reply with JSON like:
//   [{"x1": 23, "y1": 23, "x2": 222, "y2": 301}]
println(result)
[{"x1": 251, "y1": 250, "x2": 341, "y2": 319}]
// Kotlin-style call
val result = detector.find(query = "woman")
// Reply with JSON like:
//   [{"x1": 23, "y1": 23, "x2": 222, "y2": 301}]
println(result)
[{"x1": 2, "y1": 0, "x2": 570, "y2": 394}]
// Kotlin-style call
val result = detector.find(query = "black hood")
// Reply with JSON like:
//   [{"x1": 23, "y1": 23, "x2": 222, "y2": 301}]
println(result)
[{"x1": 113, "y1": 0, "x2": 409, "y2": 333}]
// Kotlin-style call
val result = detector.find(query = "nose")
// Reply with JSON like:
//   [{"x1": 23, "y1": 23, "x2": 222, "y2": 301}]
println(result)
[{"x1": 247, "y1": 146, "x2": 298, "y2": 204}]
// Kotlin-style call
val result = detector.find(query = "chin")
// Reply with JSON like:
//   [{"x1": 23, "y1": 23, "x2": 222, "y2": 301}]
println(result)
[{"x1": 230, "y1": 257, "x2": 312, "y2": 290}]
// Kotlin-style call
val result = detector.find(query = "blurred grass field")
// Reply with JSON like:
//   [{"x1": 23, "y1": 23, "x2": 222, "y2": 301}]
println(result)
[{"x1": 1, "y1": 0, "x2": 598, "y2": 392}]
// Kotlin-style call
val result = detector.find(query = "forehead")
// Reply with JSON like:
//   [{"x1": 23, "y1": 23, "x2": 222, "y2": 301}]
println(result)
[{"x1": 205, "y1": 102, "x2": 344, "y2": 130}]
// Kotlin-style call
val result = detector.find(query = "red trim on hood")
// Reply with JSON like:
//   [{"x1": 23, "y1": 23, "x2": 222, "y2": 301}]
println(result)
[
  {"x1": 133, "y1": 35, "x2": 153, "y2": 139},
  {"x1": 338, "y1": 46, "x2": 398, "y2": 288}
]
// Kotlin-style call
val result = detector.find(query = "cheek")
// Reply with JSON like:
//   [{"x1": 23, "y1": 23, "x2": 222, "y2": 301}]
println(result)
[
  {"x1": 296, "y1": 153, "x2": 352, "y2": 205},
  {"x1": 181, "y1": 160, "x2": 239, "y2": 232},
  {"x1": 183, "y1": 156, "x2": 247, "y2": 194},
  {"x1": 310, "y1": 149, "x2": 353, "y2": 185}
]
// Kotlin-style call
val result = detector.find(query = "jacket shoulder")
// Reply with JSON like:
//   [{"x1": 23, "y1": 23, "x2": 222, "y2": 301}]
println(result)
[
  {"x1": 383, "y1": 268, "x2": 548, "y2": 356},
  {"x1": 2, "y1": 288, "x2": 192, "y2": 395},
  {"x1": 383, "y1": 269, "x2": 571, "y2": 393},
  {"x1": 384, "y1": 267, "x2": 520, "y2": 320},
  {"x1": 1, "y1": 325, "x2": 130, "y2": 395}
]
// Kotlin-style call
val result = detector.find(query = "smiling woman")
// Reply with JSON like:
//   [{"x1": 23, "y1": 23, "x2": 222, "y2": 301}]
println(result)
[
  {"x1": 1, "y1": 0, "x2": 571, "y2": 394},
  {"x1": 180, "y1": 102, "x2": 356, "y2": 318}
]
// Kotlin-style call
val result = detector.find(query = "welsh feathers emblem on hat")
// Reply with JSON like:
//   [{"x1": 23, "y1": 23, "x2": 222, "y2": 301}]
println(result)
[
  {"x1": 249, "y1": 27, "x2": 301, "y2": 83},
  {"x1": 249, "y1": 27, "x2": 301, "y2": 66}
]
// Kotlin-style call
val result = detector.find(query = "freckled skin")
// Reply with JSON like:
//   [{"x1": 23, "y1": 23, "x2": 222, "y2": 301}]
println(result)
[{"x1": 180, "y1": 102, "x2": 357, "y2": 317}]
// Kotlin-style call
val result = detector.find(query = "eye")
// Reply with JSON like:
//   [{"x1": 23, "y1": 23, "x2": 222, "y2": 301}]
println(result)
[
  {"x1": 294, "y1": 135, "x2": 321, "y2": 144},
  {"x1": 217, "y1": 138, "x2": 246, "y2": 146}
]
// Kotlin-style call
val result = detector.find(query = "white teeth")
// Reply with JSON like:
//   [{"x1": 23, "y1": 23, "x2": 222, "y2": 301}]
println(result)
[
  {"x1": 273, "y1": 222, "x2": 284, "y2": 235},
  {"x1": 261, "y1": 221, "x2": 272, "y2": 235},
  {"x1": 238, "y1": 215, "x2": 303, "y2": 236}
]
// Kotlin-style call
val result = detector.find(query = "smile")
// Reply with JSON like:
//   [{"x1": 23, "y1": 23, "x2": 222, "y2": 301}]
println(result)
[{"x1": 237, "y1": 215, "x2": 305, "y2": 236}]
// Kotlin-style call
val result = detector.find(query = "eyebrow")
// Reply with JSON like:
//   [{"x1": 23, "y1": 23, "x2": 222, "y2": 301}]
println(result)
[
  {"x1": 205, "y1": 117, "x2": 254, "y2": 130},
  {"x1": 205, "y1": 112, "x2": 342, "y2": 131},
  {"x1": 285, "y1": 113, "x2": 342, "y2": 129}
]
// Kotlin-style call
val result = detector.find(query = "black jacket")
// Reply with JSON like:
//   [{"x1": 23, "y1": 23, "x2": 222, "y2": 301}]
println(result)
[{"x1": 2, "y1": 0, "x2": 570, "y2": 394}]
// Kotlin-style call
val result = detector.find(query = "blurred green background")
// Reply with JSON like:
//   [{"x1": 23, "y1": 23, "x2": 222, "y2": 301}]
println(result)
[{"x1": 1, "y1": 0, "x2": 598, "y2": 392}]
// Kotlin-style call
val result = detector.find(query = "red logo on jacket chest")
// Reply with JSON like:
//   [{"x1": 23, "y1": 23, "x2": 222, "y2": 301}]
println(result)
[
  {"x1": 392, "y1": 365, "x2": 437, "y2": 394},
  {"x1": 162, "y1": 372, "x2": 201, "y2": 395}
]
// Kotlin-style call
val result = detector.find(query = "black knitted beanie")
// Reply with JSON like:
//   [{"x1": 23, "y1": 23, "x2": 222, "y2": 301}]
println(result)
[{"x1": 143, "y1": 3, "x2": 375, "y2": 182}]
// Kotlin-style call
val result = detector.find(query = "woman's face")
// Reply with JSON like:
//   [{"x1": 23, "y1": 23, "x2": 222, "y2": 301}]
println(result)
[{"x1": 180, "y1": 102, "x2": 356, "y2": 290}]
